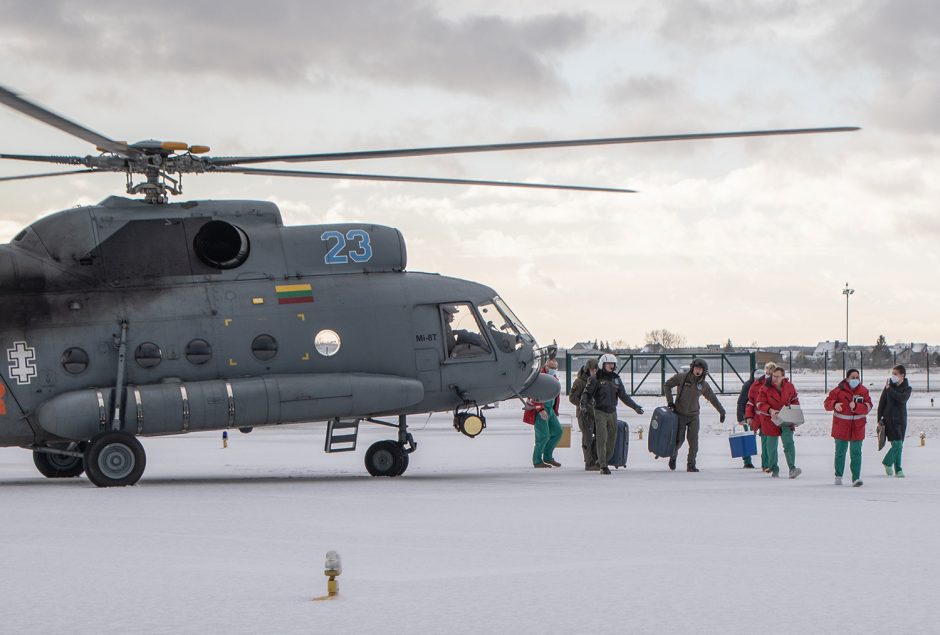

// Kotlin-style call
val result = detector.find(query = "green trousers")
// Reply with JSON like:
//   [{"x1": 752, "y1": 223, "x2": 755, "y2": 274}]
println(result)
[
  {"x1": 532, "y1": 402, "x2": 562, "y2": 465},
  {"x1": 765, "y1": 426, "x2": 796, "y2": 474},
  {"x1": 834, "y1": 439, "x2": 863, "y2": 481},
  {"x1": 759, "y1": 431, "x2": 769, "y2": 469},
  {"x1": 883, "y1": 440, "x2": 904, "y2": 472},
  {"x1": 576, "y1": 406, "x2": 598, "y2": 467},
  {"x1": 593, "y1": 409, "x2": 617, "y2": 469},
  {"x1": 741, "y1": 423, "x2": 754, "y2": 467}
]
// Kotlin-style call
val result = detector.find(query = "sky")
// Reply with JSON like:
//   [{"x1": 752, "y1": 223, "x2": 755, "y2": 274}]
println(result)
[{"x1": 0, "y1": 0, "x2": 938, "y2": 349}]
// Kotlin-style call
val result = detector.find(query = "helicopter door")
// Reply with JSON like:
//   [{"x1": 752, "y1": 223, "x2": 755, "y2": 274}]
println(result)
[{"x1": 412, "y1": 304, "x2": 443, "y2": 393}]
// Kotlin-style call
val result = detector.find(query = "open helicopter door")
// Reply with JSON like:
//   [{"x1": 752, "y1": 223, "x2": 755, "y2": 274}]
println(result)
[{"x1": 412, "y1": 304, "x2": 443, "y2": 394}]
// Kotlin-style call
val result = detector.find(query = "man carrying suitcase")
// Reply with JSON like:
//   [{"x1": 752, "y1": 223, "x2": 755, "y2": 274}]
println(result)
[
  {"x1": 581, "y1": 354, "x2": 644, "y2": 475},
  {"x1": 665, "y1": 358, "x2": 726, "y2": 472}
]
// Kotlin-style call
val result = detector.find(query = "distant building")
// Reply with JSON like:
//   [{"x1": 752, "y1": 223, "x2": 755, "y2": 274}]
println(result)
[{"x1": 811, "y1": 340, "x2": 847, "y2": 360}]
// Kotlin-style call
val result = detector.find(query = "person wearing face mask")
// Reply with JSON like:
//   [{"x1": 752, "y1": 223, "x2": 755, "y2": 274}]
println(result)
[
  {"x1": 734, "y1": 367, "x2": 763, "y2": 469},
  {"x1": 878, "y1": 364, "x2": 912, "y2": 477},
  {"x1": 525, "y1": 358, "x2": 563, "y2": 468},
  {"x1": 581, "y1": 354, "x2": 644, "y2": 475},
  {"x1": 824, "y1": 369, "x2": 873, "y2": 486},
  {"x1": 756, "y1": 367, "x2": 801, "y2": 478},
  {"x1": 664, "y1": 358, "x2": 726, "y2": 472},
  {"x1": 569, "y1": 358, "x2": 600, "y2": 470},
  {"x1": 747, "y1": 362, "x2": 778, "y2": 472}
]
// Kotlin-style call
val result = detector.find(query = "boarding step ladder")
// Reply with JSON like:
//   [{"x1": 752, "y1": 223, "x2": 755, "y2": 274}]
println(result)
[{"x1": 325, "y1": 418, "x2": 360, "y2": 453}]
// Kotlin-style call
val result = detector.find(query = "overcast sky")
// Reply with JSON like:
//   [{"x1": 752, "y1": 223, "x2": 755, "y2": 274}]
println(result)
[{"x1": 1, "y1": 0, "x2": 937, "y2": 349}]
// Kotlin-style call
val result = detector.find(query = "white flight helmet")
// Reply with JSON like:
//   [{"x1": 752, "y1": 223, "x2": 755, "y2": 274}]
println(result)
[{"x1": 598, "y1": 353, "x2": 618, "y2": 367}]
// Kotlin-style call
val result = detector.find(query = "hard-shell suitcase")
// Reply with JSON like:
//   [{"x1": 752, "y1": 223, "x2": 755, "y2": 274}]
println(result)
[
  {"x1": 648, "y1": 406, "x2": 679, "y2": 459},
  {"x1": 609, "y1": 420, "x2": 630, "y2": 468}
]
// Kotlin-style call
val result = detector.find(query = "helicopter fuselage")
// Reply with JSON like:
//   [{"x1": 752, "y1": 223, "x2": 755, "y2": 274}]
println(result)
[{"x1": 0, "y1": 196, "x2": 550, "y2": 449}]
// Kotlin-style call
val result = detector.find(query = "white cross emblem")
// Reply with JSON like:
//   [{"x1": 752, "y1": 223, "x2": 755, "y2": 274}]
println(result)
[{"x1": 7, "y1": 341, "x2": 37, "y2": 386}]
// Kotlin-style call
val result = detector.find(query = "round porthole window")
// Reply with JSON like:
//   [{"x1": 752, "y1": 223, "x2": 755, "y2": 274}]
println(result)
[
  {"x1": 185, "y1": 338, "x2": 213, "y2": 365},
  {"x1": 134, "y1": 342, "x2": 162, "y2": 369},
  {"x1": 61, "y1": 347, "x2": 89, "y2": 374},
  {"x1": 315, "y1": 329, "x2": 341, "y2": 357},
  {"x1": 252, "y1": 334, "x2": 278, "y2": 361}
]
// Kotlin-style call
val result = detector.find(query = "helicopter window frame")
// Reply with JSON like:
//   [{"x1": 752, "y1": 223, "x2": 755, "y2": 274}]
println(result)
[
  {"x1": 439, "y1": 302, "x2": 495, "y2": 363},
  {"x1": 61, "y1": 347, "x2": 90, "y2": 375},
  {"x1": 134, "y1": 342, "x2": 163, "y2": 369},
  {"x1": 185, "y1": 338, "x2": 213, "y2": 365},
  {"x1": 477, "y1": 300, "x2": 525, "y2": 354}
]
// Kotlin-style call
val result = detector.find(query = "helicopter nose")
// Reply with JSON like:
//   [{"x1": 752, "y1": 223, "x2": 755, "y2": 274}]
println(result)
[{"x1": 520, "y1": 373, "x2": 561, "y2": 402}]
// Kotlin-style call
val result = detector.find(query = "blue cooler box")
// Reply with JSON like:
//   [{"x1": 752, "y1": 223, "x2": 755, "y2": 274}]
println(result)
[{"x1": 729, "y1": 432, "x2": 757, "y2": 458}]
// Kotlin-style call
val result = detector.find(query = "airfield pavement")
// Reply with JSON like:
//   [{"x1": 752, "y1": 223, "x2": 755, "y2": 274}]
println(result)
[{"x1": 1, "y1": 392, "x2": 939, "y2": 634}]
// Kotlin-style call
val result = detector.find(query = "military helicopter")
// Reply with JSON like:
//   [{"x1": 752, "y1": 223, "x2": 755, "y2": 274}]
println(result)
[{"x1": 0, "y1": 85, "x2": 857, "y2": 486}]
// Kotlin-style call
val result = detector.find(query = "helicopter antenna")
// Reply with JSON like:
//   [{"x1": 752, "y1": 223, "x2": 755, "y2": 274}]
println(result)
[{"x1": 1, "y1": 84, "x2": 860, "y2": 204}]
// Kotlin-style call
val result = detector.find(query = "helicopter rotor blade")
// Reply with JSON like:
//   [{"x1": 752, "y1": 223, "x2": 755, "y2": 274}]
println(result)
[
  {"x1": 1, "y1": 153, "x2": 88, "y2": 166},
  {"x1": 0, "y1": 169, "x2": 99, "y2": 182},
  {"x1": 0, "y1": 85, "x2": 135, "y2": 157},
  {"x1": 210, "y1": 166, "x2": 635, "y2": 193},
  {"x1": 207, "y1": 126, "x2": 860, "y2": 167}
]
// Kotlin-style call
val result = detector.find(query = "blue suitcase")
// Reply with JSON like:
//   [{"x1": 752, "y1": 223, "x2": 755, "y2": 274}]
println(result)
[
  {"x1": 648, "y1": 407, "x2": 679, "y2": 459},
  {"x1": 609, "y1": 420, "x2": 630, "y2": 469}
]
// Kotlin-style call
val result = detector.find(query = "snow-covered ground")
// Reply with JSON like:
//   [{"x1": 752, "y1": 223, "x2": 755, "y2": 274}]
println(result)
[{"x1": 1, "y1": 394, "x2": 939, "y2": 634}]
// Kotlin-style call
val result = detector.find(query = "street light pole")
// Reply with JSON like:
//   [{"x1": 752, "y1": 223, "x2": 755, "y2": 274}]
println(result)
[{"x1": 842, "y1": 282, "x2": 854, "y2": 347}]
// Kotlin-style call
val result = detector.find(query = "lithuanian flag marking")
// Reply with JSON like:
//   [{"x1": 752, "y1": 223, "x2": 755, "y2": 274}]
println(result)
[{"x1": 275, "y1": 283, "x2": 314, "y2": 305}]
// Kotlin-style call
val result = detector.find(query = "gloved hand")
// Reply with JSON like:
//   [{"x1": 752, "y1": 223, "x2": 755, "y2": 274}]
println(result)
[
  {"x1": 719, "y1": 412, "x2": 726, "y2": 424},
  {"x1": 667, "y1": 403, "x2": 675, "y2": 412},
  {"x1": 634, "y1": 406, "x2": 644, "y2": 415}
]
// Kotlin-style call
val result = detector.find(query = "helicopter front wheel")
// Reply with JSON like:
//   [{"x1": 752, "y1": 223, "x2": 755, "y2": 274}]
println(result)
[
  {"x1": 364, "y1": 440, "x2": 408, "y2": 477},
  {"x1": 84, "y1": 431, "x2": 147, "y2": 488}
]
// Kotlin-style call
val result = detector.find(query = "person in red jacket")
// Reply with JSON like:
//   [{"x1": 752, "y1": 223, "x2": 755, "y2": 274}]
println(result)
[
  {"x1": 746, "y1": 362, "x2": 778, "y2": 472},
  {"x1": 756, "y1": 367, "x2": 802, "y2": 478},
  {"x1": 824, "y1": 369, "x2": 872, "y2": 486},
  {"x1": 523, "y1": 359, "x2": 563, "y2": 468}
]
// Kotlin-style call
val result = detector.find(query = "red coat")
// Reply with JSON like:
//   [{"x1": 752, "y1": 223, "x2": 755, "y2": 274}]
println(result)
[
  {"x1": 824, "y1": 381, "x2": 872, "y2": 441},
  {"x1": 522, "y1": 368, "x2": 561, "y2": 425},
  {"x1": 745, "y1": 377, "x2": 768, "y2": 433},
  {"x1": 756, "y1": 379, "x2": 800, "y2": 437}
]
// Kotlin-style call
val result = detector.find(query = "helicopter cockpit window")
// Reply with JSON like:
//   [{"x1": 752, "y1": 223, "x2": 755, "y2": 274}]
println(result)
[
  {"x1": 441, "y1": 303, "x2": 491, "y2": 360},
  {"x1": 477, "y1": 301, "x2": 525, "y2": 353}
]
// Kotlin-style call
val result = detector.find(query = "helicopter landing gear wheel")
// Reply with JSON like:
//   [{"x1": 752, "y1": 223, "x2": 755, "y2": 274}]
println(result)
[
  {"x1": 83, "y1": 431, "x2": 147, "y2": 488},
  {"x1": 33, "y1": 445, "x2": 85, "y2": 478},
  {"x1": 365, "y1": 440, "x2": 407, "y2": 477}
]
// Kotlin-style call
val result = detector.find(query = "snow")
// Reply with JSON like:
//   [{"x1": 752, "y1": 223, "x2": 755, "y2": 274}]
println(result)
[{"x1": 2, "y1": 393, "x2": 939, "y2": 634}]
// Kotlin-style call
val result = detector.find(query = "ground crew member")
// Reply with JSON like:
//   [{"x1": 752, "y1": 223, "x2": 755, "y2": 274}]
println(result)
[
  {"x1": 569, "y1": 358, "x2": 599, "y2": 470},
  {"x1": 824, "y1": 368, "x2": 872, "y2": 486},
  {"x1": 581, "y1": 354, "x2": 643, "y2": 475},
  {"x1": 735, "y1": 369, "x2": 760, "y2": 469},
  {"x1": 756, "y1": 367, "x2": 802, "y2": 479},
  {"x1": 665, "y1": 358, "x2": 725, "y2": 472},
  {"x1": 746, "y1": 362, "x2": 778, "y2": 471},
  {"x1": 878, "y1": 364, "x2": 912, "y2": 477}
]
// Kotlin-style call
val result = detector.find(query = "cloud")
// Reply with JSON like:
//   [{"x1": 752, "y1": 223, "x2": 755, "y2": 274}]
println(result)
[{"x1": 0, "y1": 0, "x2": 591, "y2": 99}]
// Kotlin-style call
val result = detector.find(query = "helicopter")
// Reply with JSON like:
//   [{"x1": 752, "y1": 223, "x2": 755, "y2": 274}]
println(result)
[{"x1": 0, "y1": 85, "x2": 858, "y2": 486}]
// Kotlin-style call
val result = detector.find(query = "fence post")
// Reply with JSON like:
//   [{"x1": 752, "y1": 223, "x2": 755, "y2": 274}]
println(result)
[
  {"x1": 928, "y1": 353, "x2": 931, "y2": 392},
  {"x1": 825, "y1": 351, "x2": 829, "y2": 393},
  {"x1": 630, "y1": 355, "x2": 635, "y2": 395},
  {"x1": 789, "y1": 351, "x2": 793, "y2": 377},
  {"x1": 565, "y1": 351, "x2": 572, "y2": 394},
  {"x1": 721, "y1": 355, "x2": 726, "y2": 393},
  {"x1": 660, "y1": 354, "x2": 666, "y2": 396}
]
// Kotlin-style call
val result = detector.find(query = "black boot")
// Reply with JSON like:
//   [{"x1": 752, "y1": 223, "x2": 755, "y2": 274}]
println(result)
[
  {"x1": 668, "y1": 457, "x2": 676, "y2": 471},
  {"x1": 687, "y1": 464, "x2": 700, "y2": 472}
]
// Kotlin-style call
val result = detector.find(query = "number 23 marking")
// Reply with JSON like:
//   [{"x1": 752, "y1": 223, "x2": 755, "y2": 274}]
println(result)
[{"x1": 321, "y1": 230, "x2": 373, "y2": 264}]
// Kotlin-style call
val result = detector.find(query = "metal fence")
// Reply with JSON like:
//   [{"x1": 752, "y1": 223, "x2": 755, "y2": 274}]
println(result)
[
  {"x1": 782, "y1": 351, "x2": 933, "y2": 392},
  {"x1": 565, "y1": 352, "x2": 756, "y2": 396}
]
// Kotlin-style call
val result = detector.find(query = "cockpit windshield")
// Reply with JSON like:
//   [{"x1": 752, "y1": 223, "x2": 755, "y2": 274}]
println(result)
[{"x1": 477, "y1": 296, "x2": 534, "y2": 353}]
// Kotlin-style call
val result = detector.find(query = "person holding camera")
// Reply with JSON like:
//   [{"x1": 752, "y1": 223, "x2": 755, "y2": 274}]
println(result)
[
  {"x1": 824, "y1": 369, "x2": 873, "y2": 486},
  {"x1": 878, "y1": 364, "x2": 912, "y2": 477}
]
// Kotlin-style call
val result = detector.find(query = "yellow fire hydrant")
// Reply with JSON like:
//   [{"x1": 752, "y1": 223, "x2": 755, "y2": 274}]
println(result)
[
  {"x1": 637, "y1": 425, "x2": 644, "y2": 440},
  {"x1": 314, "y1": 551, "x2": 342, "y2": 601},
  {"x1": 920, "y1": 432, "x2": 926, "y2": 447}
]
